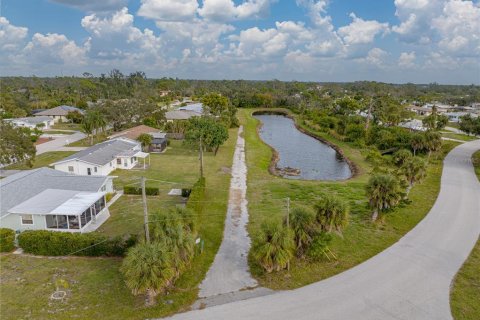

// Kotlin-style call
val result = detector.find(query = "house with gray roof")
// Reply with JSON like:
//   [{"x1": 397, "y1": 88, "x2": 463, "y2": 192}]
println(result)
[
  {"x1": 0, "y1": 167, "x2": 114, "y2": 233},
  {"x1": 4, "y1": 116, "x2": 54, "y2": 129},
  {"x1": 165, "y1": 110, "x2": 201, "y2": 121},
  {"x1": 51, "y1": 137, "x2": 149, "y2": 175},
  {"x1": 34, "y1": 105, "x2": 84, "y2": 123}
]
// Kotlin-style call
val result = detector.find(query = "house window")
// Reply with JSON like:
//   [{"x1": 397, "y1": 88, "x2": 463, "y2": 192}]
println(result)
[
  {"x1": 117, "y1": 158, "x2": 122, "y2": 165},
  {"x1": 87, "y1": 168, "x2": 92, "y2": 175},
  {"x1": 130, "y1": 157, "x2": 134, "y2": 164},
  {"x1": 21, "y1": 214, "x2": 33, "y2": 225},
  {"x1": 124, "y1": 159, "x2": 128, "y2": 167},
  {"x1": 68, "y1": 166, "x2": 74, "y2": 173},
  {"x1": 94, "y1": 167, "x2": 98, "y2": 173}
]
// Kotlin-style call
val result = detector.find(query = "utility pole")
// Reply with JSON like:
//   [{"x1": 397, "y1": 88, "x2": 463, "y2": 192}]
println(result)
[
  {"x1": 199, "y1": 135, "x2": 204, "y2": 178},
  {"x1": 141, "y1": 176, "x2": 150, "y2": 243}
]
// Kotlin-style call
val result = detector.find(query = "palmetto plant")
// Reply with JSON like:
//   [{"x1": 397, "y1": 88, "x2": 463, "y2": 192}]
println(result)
[
  {"x1": 314, "y1": 195, "x2": 350, "y2": 233},
  {"x1": 400, "y1": 157, "x2": 427, "y2": 196},
  {"x1": 253, "y1": 221, "x2": 295, "y2": 273},
  {"x1": 286, "y1": 207, "x2": 317, "y2": 256},
  {"x1": 120, "y1": 242, "x2": 175, "y2": 307},
  {"x1": 366, "y1": 174, "x2": 403, "y2": 221}
]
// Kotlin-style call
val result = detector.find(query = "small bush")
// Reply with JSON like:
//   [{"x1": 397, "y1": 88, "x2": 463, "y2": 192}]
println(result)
[
  {"x1": 124, "y1": 185, "x2": 159, "y2": 196},
  {"x1": 105, "y1": 192, "x2": 115, "y2": 202},
  {"x1": 181, "y1": 188, "x2": 192, "y2": 197},
  {"x1": 17, "y1": 230, "x2": 137, "y2": 256},
  {"x1": 0, "y1": 228, "x2": 15, "y2": 252}
]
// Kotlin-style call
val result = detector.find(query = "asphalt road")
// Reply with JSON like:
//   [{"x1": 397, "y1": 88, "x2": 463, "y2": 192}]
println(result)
[
  {"x1": 36, "y1": 131, "x2": 85, "y2": 155},
  {"x1": 165, "y1": 139, "x2": 480, "y2": 320}
]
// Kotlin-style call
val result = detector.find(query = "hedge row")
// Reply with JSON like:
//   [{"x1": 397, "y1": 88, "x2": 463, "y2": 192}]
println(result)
[
  {"x1": 0, "y1": 228, "x2": 15, "y2": 252},
  {"x1": 18, "y1": 230, "x2": 137, "y2": 257},
  {"x1": 123, "y1": 185, "x2": 159, "y2": 196},
  {"x1": 186, "y1": 177, "x2": 206, "y2": 215}
]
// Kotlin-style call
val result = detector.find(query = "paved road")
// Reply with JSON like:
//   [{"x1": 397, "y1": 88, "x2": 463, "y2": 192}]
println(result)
[
  {"x1": 165, "y1": 139, "x2": 480, "y2": 320},
  {"x1": 36, "y1": 131, "x2": 85, "y2": 155},
  {"x1": 198, "y1": 126, "x2": 258, "y2": 299}
]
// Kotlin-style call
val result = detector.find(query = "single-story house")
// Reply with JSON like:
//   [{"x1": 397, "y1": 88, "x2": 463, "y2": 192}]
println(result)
[
  {"x1": 399, "y1": 119, "x2": 427, "y2": 131},
  {"x1": 4, "y1": 116, "x2": 54, "y2": 129},
  {"x1": 0, "y1": 167, "x2": 114, "y2": 232},
  {"x1": 178, "y1": 103, "x2": 204, "y2": 114},
  {"x1": 108, "y1": 125, "x2": 168, "y2": 153},
  {"x1": 407, "y1": 106, "x2": 432, "y2": 116},
  {"x1": 34, "y1": 105, "x2": 84, "y2": 123},
  {"x1": 165, "y1": 110, "x2": 201, "y2": 122},
  {"x1": 51, "y1": 138, "x2": 149, "y2": 175},
  {"x1": 444, "y1": 112, "x2": 478, "y2": 123}
]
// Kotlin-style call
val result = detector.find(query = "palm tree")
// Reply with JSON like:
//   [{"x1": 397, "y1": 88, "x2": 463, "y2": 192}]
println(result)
[
  {"x1": 393, "y1": 149, "x2": 412, "y2": 167},
  {"x1": 401, "y1": 157, "x2": 427, "y2": 196},
  {"x1": 120, "y1": 242, "x2": 175, "y2": 306},
  {"x1": 285, "y1": 207, "x2": 316, "y2": 256},
  {"x1": 252, "y1": 221, "x2": 295, "y2": 273},
  {"x1": 137, "y1": 133, "x2": 153, "y2": 152},
  {"x1": 410, "y1": 133, "x2": 425, "y2": 156},
  {"x1": 366, "y1": 174, "x2": 403, "y2": 221},
  {"x1": 424, "y1": 131, "x2": 442, "y2": 158},
  {"x1": 314, "y1": 195, "x2": 350, "y2": 233},
  {"x1": 81, "y1": 117, "x2": 95, "y2": 145}
]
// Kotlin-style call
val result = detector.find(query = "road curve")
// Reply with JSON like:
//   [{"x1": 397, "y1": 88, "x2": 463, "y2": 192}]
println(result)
[{"x1": 165, "y1": 139, "x2": 480, "y2": 320}]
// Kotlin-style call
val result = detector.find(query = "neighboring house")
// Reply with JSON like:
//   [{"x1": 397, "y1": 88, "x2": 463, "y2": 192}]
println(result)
[
  {"x1": 51, "y1": 138, "x2": 149, "y2": 175},
  {"x1": 444, "y1": 112, "x2": 479, "y2": 123},
  {"x1": 0, "y1": 167, "x2": 114, "y2": 233},
  {"x1": 165, "y1": 110, "x2": 201, "y2": 122},
  {"x1": 399, "y1": 119, "x2": 427, "y2": 131},
  {"x1": 108, "y1": 125, "x2": 168, "y2": 153},
  {"x1": 4, "y1": 116, "x2": 54, "y2": 129},
  {"x1": 34, "y1": 105, "x2": 84, "y2": 123},
  {"x1": 178, "y1": 103, "x2": 204, "y2": 114},
  {"x1": 407, "y1": 106, "x2": 432, "y2": 116}
]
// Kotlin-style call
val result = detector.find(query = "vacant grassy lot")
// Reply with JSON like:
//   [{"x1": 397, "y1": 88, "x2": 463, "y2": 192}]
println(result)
[
  {"x1": 51, "y1": 123, "x2": 82, "y2": 130},
  {"x1": 1, "y1": 129, "x2": 238, "y2": 319},
  {"x1": 42, "y1": 130, "x2": 75, "y2": 135},
  {"x1": 450, "y1": 150, "x2": 480, "y2": 320},
  {"x1": 5, "y1": 151, "x2": 75, "y2": 170},
  {"x1": 240, "y1": 108, "x2": 459, "y2": 290}
]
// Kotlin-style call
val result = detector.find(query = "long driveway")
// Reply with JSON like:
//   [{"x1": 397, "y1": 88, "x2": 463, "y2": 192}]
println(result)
[
  {"x1": 165, "y1": 139, "x2": 480, "y2": 320},
  {"x1": 36, "y1": 131, "x2": 85, "y2": 155}
]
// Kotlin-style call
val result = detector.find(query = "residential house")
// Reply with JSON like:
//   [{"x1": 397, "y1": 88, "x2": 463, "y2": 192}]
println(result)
[
  {"x1": 444, "y1": 112, "x2": 479, "y2": 123},
  {"x1": 0, "y1": 168, "x2": 114, "y2": 233},
  {"x1": 399, "y1": 119, "x2": 427, "y2": 131},
  {"x1": 165, "y1": 110, "x2": 201, "y2": 122},
  {"x1": 4, "y1": 116, "x2": 54, "y2": 129},
  {"x1": 34, "y1": 105, "x2": 84, "y2": 123},
  {"x1": 108, "y1": 125, "x2": 168, "y2": 153},
  {"x1": 178, "y1": 103, "x2": 204, "y2": 114},
  {"x1": 51, "y1": 138, "x2": 149, "y2": 176}
]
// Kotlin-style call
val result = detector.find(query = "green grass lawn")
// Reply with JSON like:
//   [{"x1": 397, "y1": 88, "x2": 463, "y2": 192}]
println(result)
[
  {"x1": 43, "y1": 130, "x2": 75, "y2": 135},
  {"x1": 51, "y1": 122, "x2": 82, "y2": 130},
  {"x1": 441, "y1": 132, "x2": 478, "y2": 142},
  {"x1": 4, "y1": 151, "x2": 75, "y2": 170},
  {"x1": 450, "y1": 150, "x2": 480, "y2": 320},
  {"x1": 67, "y1": 133, "x2": 108, "y2": 147},
  {"x1": 1, "y1": 129, "x2": 238, "y2": 320},
  {"x1": 240, "y1": 108, "x2": 459, "y2": 290}
]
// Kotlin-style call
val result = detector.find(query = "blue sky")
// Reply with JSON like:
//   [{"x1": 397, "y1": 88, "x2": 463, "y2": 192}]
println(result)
[{"x1": 1, "y1": 0, "x2": 479, "y2": 84}]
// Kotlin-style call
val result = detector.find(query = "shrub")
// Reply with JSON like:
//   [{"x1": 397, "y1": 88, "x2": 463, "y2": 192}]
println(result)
[
  {"x1": 306, "y1": 233, "x2": 333, "y2": 261},
  {"x1": 186, "y1": 177, "x2": 206, "y2": 215},
  {"x1": 0, "y1": 228, "x2": 15, "y2": 252},
  {"x1": 105, "y1": 192, "x2": 115, "y2": 203},
  {"x1": 181, "y1": 188, "x2": 192, "y2": 198},
  {"x1": 17, "y1": 230, "x2": 137, "y2": 256},
  {"x1": 124, "y1": 185, "x2": 159, "y2": 196}
]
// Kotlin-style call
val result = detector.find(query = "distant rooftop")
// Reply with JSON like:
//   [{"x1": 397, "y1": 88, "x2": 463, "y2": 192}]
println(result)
[
  {"x1": 109, "y1": 125, "x2": 160, "y2": 140},
  {"x1": 34, "y1": 105, "x2": 84, "y2": 116},
  {"x1": 4, "y1": 116, "x2": 53, "y2": 125},
  {"x1": 165, "y1": 110, "x2": 201, "y2": 120}
]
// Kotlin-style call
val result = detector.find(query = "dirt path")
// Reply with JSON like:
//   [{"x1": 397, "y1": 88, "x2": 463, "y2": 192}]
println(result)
[{"x1": 197, "y1": 126, "x2": 260, "y2": 301}]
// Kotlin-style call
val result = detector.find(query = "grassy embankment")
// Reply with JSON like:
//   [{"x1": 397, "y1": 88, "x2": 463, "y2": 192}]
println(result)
[
  {"x1": 450, "y1": 150, "x2": 480, "y2": 320},
  {"x1": 239, "y1": 108, "x2": 459, "y2": 289},
  {"x1": 0, "y1": 129, "x2": 237, "y2": 319},
  {"x1": 441, "y1": 132, "x2": 478, "y2": 142}
]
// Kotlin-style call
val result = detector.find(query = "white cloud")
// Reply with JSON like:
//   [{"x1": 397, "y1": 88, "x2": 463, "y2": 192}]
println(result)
[
  {"x1": 398, "y1": 51, "x2": 415, "y2": 68},
  {"x1": 363, "y1": 48, "x2": 388, "y2": 67},
  {"x1": 137, "y1": 0, "x2": 199, "y2": 22},
  {"x1": 23, "y1": 33, "x2": 88, "y2": 65},
  {"x1": 338, "y1": 13, "x2": 389, "y2": 45},
  {"x1": 296, "y1": 0, "x2": 333, "y2": 31},
  {"x1": 199, "y1": 0, "x2": 273, "y2": 21},
  {"x1": 0, "y1": 17, "x2": 28, "y2": 51},
  {"x1": 50, "y1": 0, "x2": 127, "y2": 12}
]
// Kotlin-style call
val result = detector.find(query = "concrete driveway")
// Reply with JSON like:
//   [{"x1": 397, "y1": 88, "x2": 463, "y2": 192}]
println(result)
[
  {"x1": 165, "y1": 139, "x2": 480, "y2": 320},
  {"x1": 36, "y1": 131, "x2": 85, "y2": 155}
]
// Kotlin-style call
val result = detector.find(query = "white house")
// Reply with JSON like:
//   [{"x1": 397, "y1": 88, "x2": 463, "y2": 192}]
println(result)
[
  {"x1": 4, "y1": 116, "x2": 54, "y2": 129},
  {"x1": 51, "y1": 138, "x2": 149, "y2": 176},
  {"x1": 444, "y1": 112, "x2": 478, "y2": 123},
  {"x1": 34, "y1": 105, "x2": 84, "y2": 123},
  {"x1": 0, "y1": 168, "x2": 114, "y2": 233}
]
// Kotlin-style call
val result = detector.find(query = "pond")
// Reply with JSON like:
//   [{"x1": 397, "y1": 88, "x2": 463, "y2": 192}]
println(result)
[{"x1": 254, "y1": 114, "x2": 352, "y2": 181}]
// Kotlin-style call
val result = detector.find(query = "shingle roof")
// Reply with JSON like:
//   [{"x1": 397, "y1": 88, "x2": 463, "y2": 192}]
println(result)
[
  {"x1": 52, "y1": 138, "x2": 140, "y2": 166},
  {"x1": 4, "y1": 116, "x2": 53, "y2": 125},
  {"x1": 34, "y1": 105, "x2": 84, "y2": 116},
  {"x1": 109, "y1": 125, "x2": 160, "y2": 140},
  {"x1": 0, "y1": 168, "x2": 109, "y2": 218}
]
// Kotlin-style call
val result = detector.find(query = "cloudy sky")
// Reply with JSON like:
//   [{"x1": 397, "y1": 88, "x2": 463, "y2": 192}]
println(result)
[{"x1": 1, "y1": 0, "x2": 479, "y2": 84}]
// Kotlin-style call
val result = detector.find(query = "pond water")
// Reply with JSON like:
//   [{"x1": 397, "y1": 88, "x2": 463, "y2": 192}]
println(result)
[{"x1": 254, "y1": 114, "x2": 352, "y2": 181}]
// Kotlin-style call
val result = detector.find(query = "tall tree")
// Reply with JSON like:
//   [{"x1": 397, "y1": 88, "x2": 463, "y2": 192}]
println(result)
[
  {"x1": 137, "y1": 133, "x2": 153, "y2": 152},
  {"x1": 366, "y1": 174, "x2": 403, "y2": 221},
  {"x1": 0, "y1": 122, "x2": 36, "y2": 167},
  {"x1": 400, "y1": 157, "x2": 427, "y2": 196}
]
